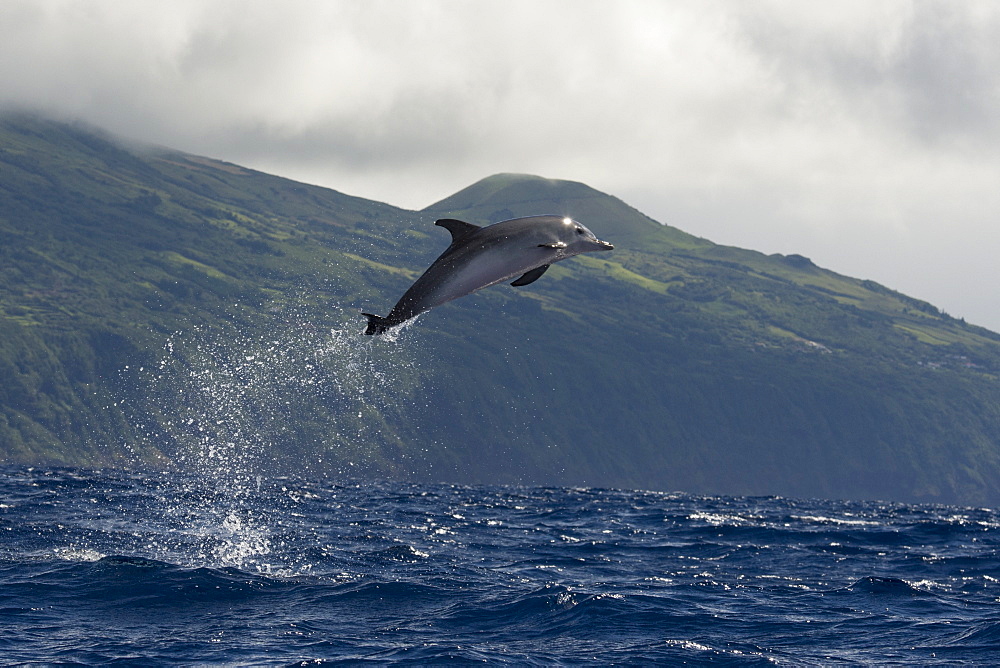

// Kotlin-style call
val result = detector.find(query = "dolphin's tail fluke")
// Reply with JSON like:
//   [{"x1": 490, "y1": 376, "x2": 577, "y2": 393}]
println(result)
[{"x1": 362, "y1": 313, "x2": 392, "y2": 336}]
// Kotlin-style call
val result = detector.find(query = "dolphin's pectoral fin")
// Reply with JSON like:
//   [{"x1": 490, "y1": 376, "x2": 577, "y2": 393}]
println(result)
[
  {"x1": 436, "y1": 218, "x2": 481, "y2": 244},
  {"x1": 538, "y1": 242, "x2": 567, "y2": 249},
  {"x1": 511, "y1": 264, "x2": 550, "y2": 287}
]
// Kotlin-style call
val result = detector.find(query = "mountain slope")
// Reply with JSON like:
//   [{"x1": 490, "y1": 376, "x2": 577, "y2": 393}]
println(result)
[
  {"x1": 2, "y1": 114, "x2": 1000, "y2": 505},
  {"x1": 428, "y1": 173, "x2": 1000, "y2": 362},
  {"x1": 421, "y1": 174, "x2": 1000, "y2": 503}
]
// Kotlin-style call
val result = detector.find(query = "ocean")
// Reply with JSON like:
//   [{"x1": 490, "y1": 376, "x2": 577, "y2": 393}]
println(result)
[{"x1": 2, "y1": 466, "x2": 999, "y2": 666}]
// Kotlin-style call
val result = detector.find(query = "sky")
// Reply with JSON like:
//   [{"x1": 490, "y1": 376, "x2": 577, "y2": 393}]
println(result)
[{"x1": 3, "y1": 0, "x2": 1000, "y2": 330}]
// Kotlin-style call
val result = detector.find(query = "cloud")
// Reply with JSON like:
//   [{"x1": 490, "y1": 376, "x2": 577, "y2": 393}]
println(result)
[{"x1": 2, "y1": 0, "x2": 1000, "y2": 329}]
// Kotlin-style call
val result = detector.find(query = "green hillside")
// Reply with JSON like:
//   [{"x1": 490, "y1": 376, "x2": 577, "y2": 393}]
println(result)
[{"x1": 2, "y1": 114, "x2": 1000, "y2": 505}]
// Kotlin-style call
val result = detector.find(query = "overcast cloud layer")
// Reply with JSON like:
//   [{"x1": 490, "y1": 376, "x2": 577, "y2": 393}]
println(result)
[{"x1": 3, "y1": 0, "x2": 999, "y2": 330}]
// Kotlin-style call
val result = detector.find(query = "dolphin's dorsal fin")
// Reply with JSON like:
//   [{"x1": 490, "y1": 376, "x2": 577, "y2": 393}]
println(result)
[
  {"x1": 511, "y1": 264, "x2": 550, "y2": 287},
  {"x1": 436, "y1": 219, "x2": 481, "y2": 244}
]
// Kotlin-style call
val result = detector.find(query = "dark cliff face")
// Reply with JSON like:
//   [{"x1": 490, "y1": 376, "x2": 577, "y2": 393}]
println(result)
[{"x1": 3, "y1": 113, "x2": 1000, "y2": 505}]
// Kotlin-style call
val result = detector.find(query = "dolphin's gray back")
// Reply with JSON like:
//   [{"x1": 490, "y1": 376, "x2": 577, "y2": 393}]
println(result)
[
  {"x1": 383, "y1": 220, "x2": 550, "y2": 324},
  {"x1": 376, "y1": 216, "x2": 557, "y2": 327},
  {"x1": 363, "y1": 215, "x2": 612, "y2": 334}
]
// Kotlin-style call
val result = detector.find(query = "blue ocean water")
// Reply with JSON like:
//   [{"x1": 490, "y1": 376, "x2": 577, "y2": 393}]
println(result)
[{"x1": 2, "y1": 466, "x2": 999, "y2": 665}]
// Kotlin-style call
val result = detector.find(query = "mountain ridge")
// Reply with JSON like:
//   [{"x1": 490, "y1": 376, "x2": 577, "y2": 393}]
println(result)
[
  {"x1": 426, "y1": 172, "x2": 999, "y2": 357},
  {"x1": 3, "y1": 113, "x2": 1000, "y2": 505}
]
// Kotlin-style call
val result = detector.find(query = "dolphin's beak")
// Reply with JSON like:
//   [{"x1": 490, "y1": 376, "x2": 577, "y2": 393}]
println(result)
[{"x1": 595, "y1": 239, "x2": 614, "y2": 251}]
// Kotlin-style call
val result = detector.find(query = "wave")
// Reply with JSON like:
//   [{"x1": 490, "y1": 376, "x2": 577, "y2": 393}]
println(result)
[{"x1": 3, "y1": 467, "x2": 999, "y2": 665}]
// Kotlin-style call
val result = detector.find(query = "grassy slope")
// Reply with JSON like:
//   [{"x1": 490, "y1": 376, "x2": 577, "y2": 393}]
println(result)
[
  {"x1": 419, "y1": 174, "x2": 1000, "y2": 503},
  {"x1": 3, "y1": 116, "x2": 1000, "y2": 504},
  {"x1": 426, "y1": 172, "x2": 1000, "y2": 360},
  {"x1": 0, "y1": 114, "x2": 422, "y2": 470}
]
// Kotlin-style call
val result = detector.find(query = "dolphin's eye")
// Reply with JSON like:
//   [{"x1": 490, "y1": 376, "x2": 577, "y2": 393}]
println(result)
[{"x1": 575, "y1": 227, "x2": 585, "y2": 235}]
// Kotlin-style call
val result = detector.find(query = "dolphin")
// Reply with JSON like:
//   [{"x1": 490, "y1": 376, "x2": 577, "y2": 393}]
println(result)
[{"x1": 363, "y1": 215, "x2": 613, "y2": 335}]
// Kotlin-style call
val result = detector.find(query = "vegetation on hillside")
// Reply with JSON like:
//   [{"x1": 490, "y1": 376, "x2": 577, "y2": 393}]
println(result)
[{"x1": 2, "y1": 114, "x2": 1000, "y2": 505}]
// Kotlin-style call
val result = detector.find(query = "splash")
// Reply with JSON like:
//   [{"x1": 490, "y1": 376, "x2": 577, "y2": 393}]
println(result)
[{"x1": 132, "y1": 306, "x2": 428, "y2": 572}]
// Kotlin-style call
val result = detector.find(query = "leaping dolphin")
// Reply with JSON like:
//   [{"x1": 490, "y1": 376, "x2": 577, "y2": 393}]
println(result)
[{"x1": 363, "y1": 215, "x2": 613, "y2": 335}]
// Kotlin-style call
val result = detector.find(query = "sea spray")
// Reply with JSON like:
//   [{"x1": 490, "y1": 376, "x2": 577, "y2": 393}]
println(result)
[
  {"x1": 128, "y1": 307, "x2": 430, "y2": 571},
  {"x1": 146, "y1": 311, "x2": 428, "y2": 465}
]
